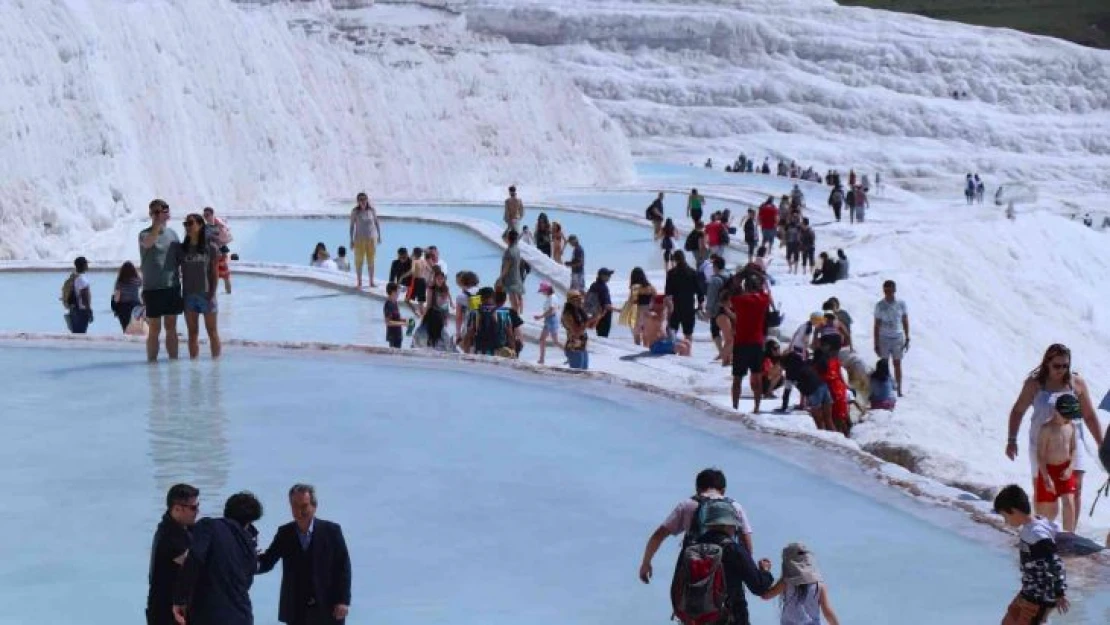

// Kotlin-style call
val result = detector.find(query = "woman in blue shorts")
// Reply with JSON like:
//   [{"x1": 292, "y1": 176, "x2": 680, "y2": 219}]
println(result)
[{"x1": 180, "y1": 213, "x2": 222, "y2": 359}]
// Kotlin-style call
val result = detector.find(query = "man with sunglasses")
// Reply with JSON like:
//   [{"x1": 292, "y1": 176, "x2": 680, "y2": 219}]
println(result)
[
  {"x1": 148, "y1": 484, "x2": 199, "y2": 625},
  {"x1": 140, "y1": 199, "x2": 184, "y2": 361}
]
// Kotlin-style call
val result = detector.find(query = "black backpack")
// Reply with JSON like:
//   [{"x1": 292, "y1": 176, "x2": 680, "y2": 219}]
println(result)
[
  {"x1": 474, "y1": 308, "x2": 506, "y2": 353},
  {"x1": 684, "y1": 230, "x2": 701, "y2": 252}
]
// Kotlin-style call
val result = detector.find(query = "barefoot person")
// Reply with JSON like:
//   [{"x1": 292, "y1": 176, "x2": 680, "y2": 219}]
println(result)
[
  {"x1": 349, "y1": 192, "x2": 382, "y2": 289},
  {"x1": 180, "y1": 213, "x2": 222, "y2": 359},
  {"x1": 1035, "y1": 395, "x2": 1080, "y2": 532},
  {"x1": 873, "y1": 280, "x2": 909, "y2": 396},
  {"x1": 139, "y1": 199, "x2": 183, "y2": 362},
  {"x1": 1006, "y1": 344, "x2": 1104, "y2": 527}
]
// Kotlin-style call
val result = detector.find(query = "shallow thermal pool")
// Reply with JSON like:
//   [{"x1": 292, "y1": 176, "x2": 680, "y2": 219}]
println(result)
[
  {"x1": 0, "y1": 271, "x2": 389, "y2": 346},
  {"x1": 9, "y1": 342, "x2": 1107, "y2": 625},
  {"x1": 379, "y1": 204, "x2": 664, "y2": 274}
]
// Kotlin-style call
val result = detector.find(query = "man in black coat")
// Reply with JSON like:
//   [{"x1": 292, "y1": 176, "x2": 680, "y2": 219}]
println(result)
[
  {"x1": 173, "y1": 491, "x2": 264, "y2": 625},
  {"x1": 148, "y1": 484, "x2": 199, "y2": 625},
  {"x1": 258, "y1": 484, "x2": 352, "y2": 625}
]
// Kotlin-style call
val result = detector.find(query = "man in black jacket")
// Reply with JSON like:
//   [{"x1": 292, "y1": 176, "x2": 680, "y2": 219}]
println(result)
[
  {"x1": 258, "y1": 484, "x2": 352, "y2": 625},
  {"x1": 697, "y1": 501, "x2": 774, "y2": 625},
  {"x1": 148, "y1": 484, "x2": 199, "y2": 625},
  {"x1": 664, "y1": 251, "x2": 700, "y2": 348},
  {"x1": 173, "y1": 491, "x2": 264, "y2": 625}
]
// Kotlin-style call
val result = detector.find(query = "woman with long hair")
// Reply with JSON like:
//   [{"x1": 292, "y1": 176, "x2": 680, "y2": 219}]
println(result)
[
  {"x1": 179, "y1": 213, "x2": 221, "y2": 359},
  {"x1": 626, "y1": 267, "x2": 655, "y2": 346},
  {"x1": 112, "y1": 261, "x2": 144, "y2": 332},
  {"x1": 413, "y1": 305, "x2": 455, "y2": 352},
  {"x1": 869, "y1": 359, "x2": 896, "y2": 410},
  {"x1": 1005, "y1": 343, "x2": 1104, "y2": 531},
  {"x1": 427, "y1": 267, "x2": 453, "y2": 315},
  {"x1": 534, "y1": 212, "x2": 552, "y2": 258},
  {"x1": 310, "y1": 242, "x2": 335, "y2": 269},
  {"x1": 551, "y1": 221, "x2": 566, "y2": 264},
  {"x1": 561, "y1": 290, "x2": 590, "y2": 370}
]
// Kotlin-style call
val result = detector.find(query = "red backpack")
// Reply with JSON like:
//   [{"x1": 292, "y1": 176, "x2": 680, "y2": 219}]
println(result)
[{"x1": 670, "y1": 497, "x2": 732, "y2": 625}]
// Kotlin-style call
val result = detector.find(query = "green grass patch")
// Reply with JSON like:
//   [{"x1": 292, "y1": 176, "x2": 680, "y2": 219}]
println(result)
[{"x1": 838, "y1": 0, "x2": 1110, "y2": 49}]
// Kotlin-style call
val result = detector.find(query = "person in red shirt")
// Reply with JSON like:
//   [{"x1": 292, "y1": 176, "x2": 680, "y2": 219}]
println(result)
[
  {"x1": 704, "y1": 212, "x2": 726, "y2": 256},
  {"x1": 758, "y1": 198, "x2": 779, "y2": 249},
  {"x1": 823, "y1": 351, "x2": 851, "y2": 436},
  {"x1": 728, "y1": 274, "x2": 772, "y2": 413}
]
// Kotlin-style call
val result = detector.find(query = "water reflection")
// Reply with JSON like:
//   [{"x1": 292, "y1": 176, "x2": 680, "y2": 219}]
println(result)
[{"x1": 147, "y1": 362, "x2": 230, "y2": 506}]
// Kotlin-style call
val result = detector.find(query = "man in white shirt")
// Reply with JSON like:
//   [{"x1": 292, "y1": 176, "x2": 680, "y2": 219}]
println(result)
[
  {"x1": 873, "y1": 280, "x2": 910, "y2": 397},
  {"x1": 67, "y1": 256, "x2": 93, "y2": 334},
  {"x1": 637, "y1": 468, "x2": 754, "y2": 583}
]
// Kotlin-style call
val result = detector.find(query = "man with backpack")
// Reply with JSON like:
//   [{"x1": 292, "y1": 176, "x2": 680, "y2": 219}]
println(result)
[
  {"x1": 638, "y1": 469, "x2": 771, "y2": 625},
  {"x1": 462, "y1": 287, "x2": 513, "y2": 357},
  {"x1": 684, "y1": 221, "x2": 707, "y2": 268},
  {"x1": 638, "y1": 469, "x2": 755, "y2": 580},
  {"x1": 827, "y1": 185, "x2": 844, "y2": 222},
  {"x1": 62, "y1": 256, "x2": 93, "y2": 334}
]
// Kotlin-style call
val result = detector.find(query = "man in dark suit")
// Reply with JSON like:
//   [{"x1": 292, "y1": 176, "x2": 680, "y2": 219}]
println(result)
[{"x1": 258, "y1": 484, "x2": 352, "y2": 625}]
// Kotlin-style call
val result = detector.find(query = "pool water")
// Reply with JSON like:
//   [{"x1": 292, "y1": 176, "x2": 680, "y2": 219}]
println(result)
[
  {"x1": 380, "y1": 204, "x2": 664, "y2": 274},
  {"x1": 0, "y1": 343, "x2": 1066, "y2": 625},
  {"x1": 0, "y1": 272, "x2": 389, "y2": 346}
]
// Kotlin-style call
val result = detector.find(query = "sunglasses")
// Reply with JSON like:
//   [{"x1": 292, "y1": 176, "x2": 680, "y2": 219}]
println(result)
[{"x1": 1050, "y1": 362, "x2": 1070, "y2": 371}]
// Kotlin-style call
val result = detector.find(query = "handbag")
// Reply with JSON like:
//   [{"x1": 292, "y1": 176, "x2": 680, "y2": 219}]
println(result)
[
  {"x1": 125, "y1": 306, "x2": 148, "y2": 336},
  {"x1": 765, "y1": 303, "x2": 783, "y2": 329}
]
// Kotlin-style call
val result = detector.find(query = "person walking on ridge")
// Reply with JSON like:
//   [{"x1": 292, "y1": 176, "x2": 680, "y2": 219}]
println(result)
[
  {"x1": 873, "y1": 280, "x2": 908, "y2": 396},
  {"x1": 504, "y1": 186, "x2": 524, "y2": 238},
  {"x1": 349, "y1": 192, "x2": 382, "y2": 290}
]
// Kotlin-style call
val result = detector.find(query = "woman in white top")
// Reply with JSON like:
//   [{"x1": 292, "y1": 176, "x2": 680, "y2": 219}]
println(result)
[
  {"x1": 310, "y1": 242, "x2": 337, "y2": 270},
  {"x1": 532, "y1": 281, "x2": 560, "y2": 365},
  {"x1": 761, "y1": 543, "x2": 840, "y2": 625}
]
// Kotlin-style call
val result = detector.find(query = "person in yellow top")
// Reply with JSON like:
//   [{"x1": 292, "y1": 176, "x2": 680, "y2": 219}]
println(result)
[{"x1": 349, "y1": 192, "x2": 382, "y2": 289}]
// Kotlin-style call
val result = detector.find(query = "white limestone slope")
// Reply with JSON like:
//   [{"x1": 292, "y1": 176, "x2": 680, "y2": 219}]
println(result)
[
  {"x1": 464, "y1": 0, "x2": 1110, "y2": 200},
  {"x1": 0, "y1": 0, "x2": 632, "y2": 260}
]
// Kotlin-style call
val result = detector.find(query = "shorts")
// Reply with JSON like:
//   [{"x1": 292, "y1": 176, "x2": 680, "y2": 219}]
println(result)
[
  {"x1": 408, "y1": 278, "x2": 427, "y2": 303},
  {"x1": 217, "y1": 254, "x2": 230, "y2": 279},
  {"x1": 668, "y1": 307, "x2": 695, "y2": 337},
  {"x1": 731, "y1": 343, "x2": 763, "y2": 377},
  {"x1": 877, "y1": 335, "x2": 905, "y2": 360},
  {"x1": 183, "y1": 293, "x2": 217, "y2": 314},
  {"x1": 503, "y1": 280, "x2": 524, "y2": 296},
  {"x1": 709, "y1": 315, "x2": 720, "y2": 340},
  {"x1": 1034, "y1": 461, "x2": 1077, "y2": 503},
  {"x1": 387, "y1": 331, "x2": 403, "y2": 349},
  {"x1": 143, "y1": 288, "x2": 183, "y2": 318},
  {"x1": 807, "y1": 384, "x2": 832, "y2": 407},
  {"x1": 786, "y1": 243, "x2": 800, "y2": 262},
  {"x1": 650, "y1": 339, "x2": 676, "y2": 355},
  {"x1": 543, "y1": 314, "x2": 559, "y2": 335},
  {"x1": 803, "y1": 248, "x2": 815, "y2": 265},
  {"x1": 761, "y1": 229, "x2": 776, "y2": 244},
  {"x1": 1001, "y1": 595, "x2": 1052, "y2": 625}
]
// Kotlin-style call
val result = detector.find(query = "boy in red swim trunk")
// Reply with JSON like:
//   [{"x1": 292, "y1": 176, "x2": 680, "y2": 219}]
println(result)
[{"x1": 1034, "y1": 394, "x2": 1080, "y2": 532}]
